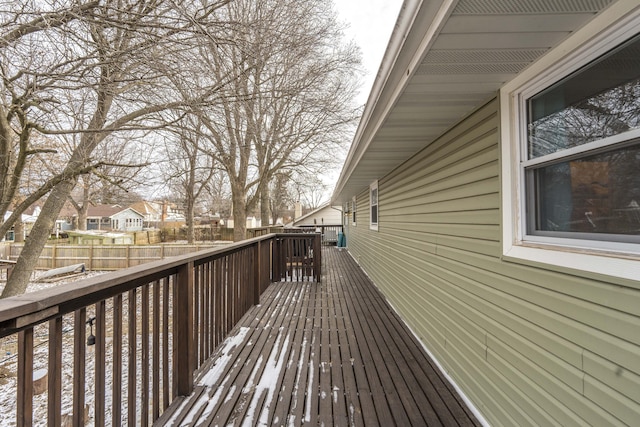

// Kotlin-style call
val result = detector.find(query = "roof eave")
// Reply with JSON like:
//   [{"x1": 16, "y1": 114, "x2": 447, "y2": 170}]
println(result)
[{"x1": 332, "y1": 0, "x2": 453, "y2": 204}]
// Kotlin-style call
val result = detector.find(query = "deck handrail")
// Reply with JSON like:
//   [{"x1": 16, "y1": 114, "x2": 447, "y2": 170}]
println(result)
[{"x1": 0, "y1": 232, "x2": 321, "y2": 426}]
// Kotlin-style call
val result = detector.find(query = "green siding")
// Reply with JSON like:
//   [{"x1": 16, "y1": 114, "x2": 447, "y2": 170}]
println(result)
[{"x1": 344, "y1": 98, "x2": 640, "y2": 426}]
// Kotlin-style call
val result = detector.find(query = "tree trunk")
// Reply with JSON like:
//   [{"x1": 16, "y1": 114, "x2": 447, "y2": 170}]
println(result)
[
  {"x1": 185, "y1": 200, "x2": 195, "y2": 244},
  {"x1": 14, "y1": 221, "x2": 24, "y2": 243},
  {"x1": 77, "y1": 184, "x2": 90, "y2": 231},
  {"x1": 1, "y1": 179, "x2": 75, "y2": 298},
  {"x1": 260, "y1": 187, "x2": 270, "y2": 228},
  {"x1": 231, "y1": 193, "x2": 247, "y2": 242}
]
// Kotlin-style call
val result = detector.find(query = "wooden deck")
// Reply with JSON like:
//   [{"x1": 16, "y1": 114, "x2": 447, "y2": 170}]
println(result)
[{"x1": 160, "y1": 247, "x2": 481, "y2": 426}]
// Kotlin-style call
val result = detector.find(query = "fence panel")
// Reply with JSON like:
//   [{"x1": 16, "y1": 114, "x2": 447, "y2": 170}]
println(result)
[{"x1": 6, "y1": 244, "x2": 224, "y2": 272}]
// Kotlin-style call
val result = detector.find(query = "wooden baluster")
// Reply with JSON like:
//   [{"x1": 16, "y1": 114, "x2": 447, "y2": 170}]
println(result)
[
  {"x1": 153, "y1": 281, "x2": 160, "y2": 421},
  {"x1": 272, "y1": 238, "x2": 279, "y2": 282},
  {"x1": 162, "y1": 278, "x2": 170, "y2": 410},
  {"x1": 113, "y1": 294, "x2": 123, "y2": 426},
  {"x1": 254, "y1": 242, "x2": 261, "y2": 305},
  {"x1": 225, "y1": 255, "x2": 231, "y2": 335},
  {"x1": 17, "y1": 328, "x2": 34, "y2": 426},
  {"x1": 315, "y1": 233, "x2": 322, "y2": 282},
  {"x1": 234, "y1": 252, "x2": 239, "y2": 316},
  {"x1": 128, "y1": 289, "x2": 137, "y2": 425},
  {"x1": 288, "y1": 238, "x2": 293, "y2": 281},
  {"x1": 95, "y1": 300, "x2": 106, "y2": 427},
  {"x1": 73, "y1": 309, "x2": 86, "y2": 427},
  {"x1": 48, "y1": 317, "x2": 62, "y2": 425},
  {"x1": 196, "y1": 264, "x2": 203, "y2": 369},
  {"x1": 142, "y1": 284, "x2": 150, "y2": 426},
  {"x1": 206, "y1": 261, "x2": 213, "y2": 358},
  {"x1": 214, "y1": 258, "x2": 222, "y2": 348},
  {"x1": 235, "y1": 251, "x2": 240, "y2": 323},
  {"x1": 172, "y1": 275, "x2": 178, "y2": 401}
]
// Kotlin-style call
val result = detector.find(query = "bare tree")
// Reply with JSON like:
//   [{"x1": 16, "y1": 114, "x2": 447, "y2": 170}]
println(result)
[
  {"x1": 269, "y1": 171, "x2": 294, "y2": 225},
  {"x1": 205, "y1": 169, "x2": 232, "y2": 222},
  {"x1": 194, "y1": 0, "x2": 361, "y2": 241},
  {"x1": 296, "y1": 174, "x2": 330, "y2": 211},
  {"x1": 66, "y1": 136, "x2": 153, "y2": 229},
  {"x1": 1, "y1": 0, "x2": 231, "y2": 297},
  {"x1": 162, "y1": 115, "x2": 218, "y2": 243}
]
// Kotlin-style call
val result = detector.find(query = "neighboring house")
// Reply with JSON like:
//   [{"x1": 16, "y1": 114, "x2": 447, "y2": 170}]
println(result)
[
  {"x1": 129, "y1": 201, "x2": 162, "y2": 226},
  {"x1": 110, "y1": 207, "x2": 145, "y2": 232},
  {"x1": 85, "y1": 205, "x2": 144, "y2": 232},
  {"x1": 56, "y1": 202, "x2": 78, "y2": 232},
  {"x1": 291, "y1": 202, "x2": 342, "y2": 227},
  {"x1": 2, "y1": 206, "x2": 40, "y2": 241},
  {"x1": 332, "y1": 1, "x2": 639, "y2": 426}
]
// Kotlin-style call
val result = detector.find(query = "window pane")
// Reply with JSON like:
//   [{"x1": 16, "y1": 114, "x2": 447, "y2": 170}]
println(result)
[
  {"x1": 528, "y1": 34, "x2": 640, "y2": 159},
  {"x1": 371, "y1": 188, "x2": 378, "y2": 205},
  {"x1": 529, "y1": 143, "x2": 640, "y2": 236},
  {"x1": 371, "y1": 205, "x2": 378, "y2": 224}
]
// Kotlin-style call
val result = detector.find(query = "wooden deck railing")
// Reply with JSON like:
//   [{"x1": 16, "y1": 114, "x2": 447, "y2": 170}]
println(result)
[
  {"x1": 286, "y1": 224, "x2": 343, "y2": 245},
  {"x1": 0, "y1": 233, "x2": 320, "y2": 426}
]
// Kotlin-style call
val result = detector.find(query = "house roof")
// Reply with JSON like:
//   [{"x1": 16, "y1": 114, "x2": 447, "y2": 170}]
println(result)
[
  {"x1": 86, "y1": 205, "x2": 124, "y2": 218},
  {"x1": 292, "y1": 202, "x2": 341, "y2": 225},
  {"x1": 85, "y1": 205, "x2": 144, "y2": 218},
  {"x1": 332, "y1": 0, "x2": 618, "y2": 204},
  {"x1": 129, "y1": 201, "x2": 161, "y2": 216}
]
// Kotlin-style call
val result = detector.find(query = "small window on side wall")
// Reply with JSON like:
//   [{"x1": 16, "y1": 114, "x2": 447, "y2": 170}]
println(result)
[
  {"x1": 370, "y1": 181, "x2": 378, "y2": 231},
  {"x1": 352, "y1": 196, "x2": 357, "y2": 225}
]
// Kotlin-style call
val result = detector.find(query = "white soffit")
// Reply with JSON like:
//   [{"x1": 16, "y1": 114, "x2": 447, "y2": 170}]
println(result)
[{"x1": 332, "y1": 0, "x2": 615, "y2": 204}]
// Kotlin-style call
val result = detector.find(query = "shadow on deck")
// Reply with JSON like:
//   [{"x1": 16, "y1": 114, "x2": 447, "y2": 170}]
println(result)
[{"x1": 160, "y1": 247, "x2": 480, "y2": 426}]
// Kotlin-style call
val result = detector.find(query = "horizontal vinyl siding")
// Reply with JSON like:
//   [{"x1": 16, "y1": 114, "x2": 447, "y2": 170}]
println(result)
[{"x1": 344, "y1": 98, "x2": 640, "y2": 426}]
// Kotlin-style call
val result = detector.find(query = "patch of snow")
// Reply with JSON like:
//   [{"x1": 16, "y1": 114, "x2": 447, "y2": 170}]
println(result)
[
  {"x1": 304, "y1": 359, "x2": 315, "y2": 423},
  {"x1": 182, "y1": 393, "x2": 210, "y2": 425},
  {"x1": 251, "y1": 329, "x2": 291, "y2": 426},
  {"x1": 198, "y1": 327, "x2": 250, "y2": 387}
]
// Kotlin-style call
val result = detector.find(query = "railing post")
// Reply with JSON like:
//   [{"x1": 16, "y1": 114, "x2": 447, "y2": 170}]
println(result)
[{"x1": 175, "y1": 261, "x2": 194, "y2": 396}]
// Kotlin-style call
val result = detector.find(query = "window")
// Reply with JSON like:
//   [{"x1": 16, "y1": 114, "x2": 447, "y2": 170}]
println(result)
[
  {"x1": 370, "y1": 181, "x2": 378, "y2": 231},
  {"x1": 501, "y1": 7, "x2": 640, "y2": 281},
  {"x1": 526, "y1": 33, "x2": 640, "y2": 243},
  {"x1": 352, "y1": 196, "x2": 357, "y2": 225}
]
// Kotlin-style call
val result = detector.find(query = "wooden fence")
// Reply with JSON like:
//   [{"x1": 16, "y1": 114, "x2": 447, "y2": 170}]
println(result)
[
  {"x1": 0, "y1": 233, "x2": 321, "y2": 426},
  {"x1": 6, "y1": 243, "x2": 226, "y2": 271}
]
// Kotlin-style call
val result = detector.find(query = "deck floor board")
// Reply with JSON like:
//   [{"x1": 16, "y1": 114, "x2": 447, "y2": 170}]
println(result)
[{"x1": 164, "y1": 247, "x2": 481, "y2": 426}]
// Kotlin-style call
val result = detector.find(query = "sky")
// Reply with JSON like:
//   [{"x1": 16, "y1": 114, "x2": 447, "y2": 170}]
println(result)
[
  {"x1": 316, "y1": 0, "x2": 404, "y2": 197},
  {"x1": 333, "y1": 0, "x2": 404, "y2": 105}
]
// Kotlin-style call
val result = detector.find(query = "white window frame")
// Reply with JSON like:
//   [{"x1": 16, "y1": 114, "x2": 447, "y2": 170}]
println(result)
[
  {"x1": 370, "y1": 181, "x2": 379, "y2": 231},
  {"x1": 500, "y1": 2, "x2": 640, "y2": 281},
  {"x1": 352, "y1": 196, "x2": 357, "y2": 226}
]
